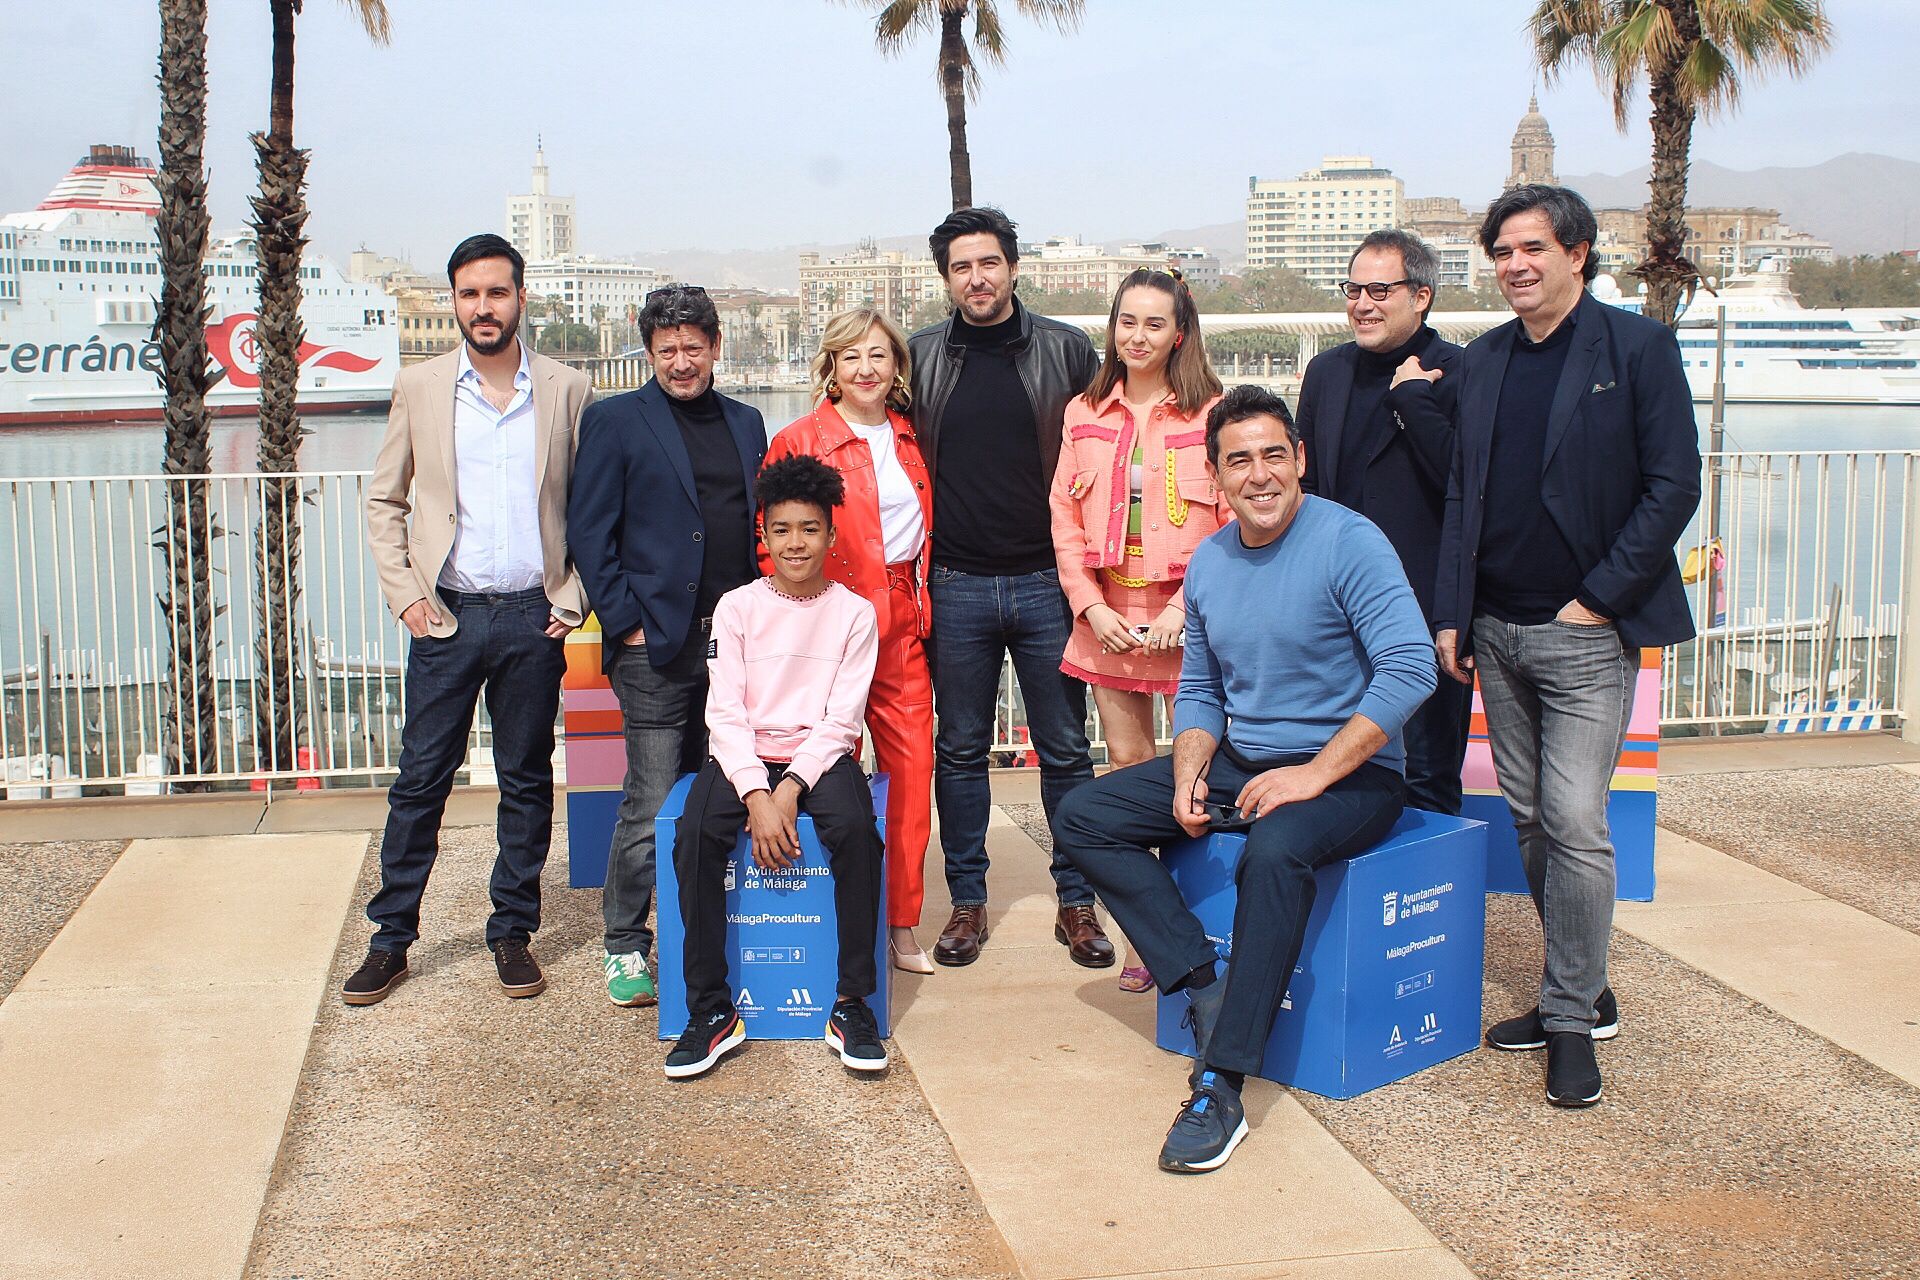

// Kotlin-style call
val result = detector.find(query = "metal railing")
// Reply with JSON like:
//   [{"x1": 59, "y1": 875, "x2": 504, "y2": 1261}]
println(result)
[
  {"x1": 0, "y1": 471, "x2": 491, "y2": 796},
  {"x1": 3, "y1": 450, "x2": 1915, "y2": 796}
]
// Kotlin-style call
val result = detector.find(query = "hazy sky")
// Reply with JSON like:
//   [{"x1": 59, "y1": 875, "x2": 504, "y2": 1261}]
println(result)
[{"x1": 4, "y1": 0, "x2": 1914, "y2": 267}]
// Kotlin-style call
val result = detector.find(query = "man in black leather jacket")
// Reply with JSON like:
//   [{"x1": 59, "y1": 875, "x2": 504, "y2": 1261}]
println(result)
[{"x1": 906, "y1": 206, "x2": 1111, "y2": 970}]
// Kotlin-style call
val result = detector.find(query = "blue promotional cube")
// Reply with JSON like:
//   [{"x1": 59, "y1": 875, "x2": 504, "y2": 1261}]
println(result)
[
  {"x1": 1154, "y1": 809, "x2": 1488, "y2": 1099},
  {"x1": 655, "y1": 771, "x2": 890, "y2": 1041}
]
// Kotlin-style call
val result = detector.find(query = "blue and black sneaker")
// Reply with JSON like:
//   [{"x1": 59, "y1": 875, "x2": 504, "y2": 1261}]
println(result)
[
  {"x1": 1158, "y1": 1071, "x2": 1248, "y2": 1174},
  {"x1": 825, "y1": 998, "x2": 889, "y2": 1072}
]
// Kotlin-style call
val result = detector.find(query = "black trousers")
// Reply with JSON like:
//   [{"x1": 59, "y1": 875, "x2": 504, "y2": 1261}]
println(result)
[
  {"x1": 675, "y1": 754, "x2": 884, "y2": 1018},
  {"x1": 1054, "y1": 748, "x2": 1405, "y2": 1074},
  {"x1": 1402, "y1": 676, "x2": 1474, "y2": 817}
]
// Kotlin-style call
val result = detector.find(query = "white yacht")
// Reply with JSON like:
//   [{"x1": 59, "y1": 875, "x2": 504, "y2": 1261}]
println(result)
[{"x1": 1596, "y1": 260, "x2": 1920, "y2": 406}]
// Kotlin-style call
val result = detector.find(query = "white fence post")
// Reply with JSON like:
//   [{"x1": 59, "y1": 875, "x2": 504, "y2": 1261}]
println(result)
[{"x1": 1902, "y1": 456, "x2": 1920, "y2": 744}]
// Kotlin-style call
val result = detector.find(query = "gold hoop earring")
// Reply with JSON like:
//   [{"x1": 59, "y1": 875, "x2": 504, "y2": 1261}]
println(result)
[{"x1": 825, "y1": 376, "x2": 841, "y2": 401}]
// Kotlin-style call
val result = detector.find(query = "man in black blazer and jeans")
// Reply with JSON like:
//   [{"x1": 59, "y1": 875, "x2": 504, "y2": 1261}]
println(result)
[
  {"x1": 1297, "y1": 228, "x2": 1469, "y2": 816},
  {"x1": 569, "y1": 285, "x2": 767, "y2": 1009},
  {"x1": 1434, "y1": 185, "x2": 1699, "y2": 1108}
]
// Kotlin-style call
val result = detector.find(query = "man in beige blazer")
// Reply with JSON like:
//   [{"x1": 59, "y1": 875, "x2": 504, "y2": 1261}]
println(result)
[{"x1": 348, "y1": 233, "x2": 592, "y2": 1007}]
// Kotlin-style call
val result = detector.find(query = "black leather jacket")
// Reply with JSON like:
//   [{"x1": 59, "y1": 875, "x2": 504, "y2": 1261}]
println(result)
[{"x1": 907, "y1": 299, "x2": 1101, "y2": 487}]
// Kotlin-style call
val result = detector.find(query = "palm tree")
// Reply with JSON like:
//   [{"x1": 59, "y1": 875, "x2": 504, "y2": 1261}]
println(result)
[
  {"x1": 855, "y1": 0, "x2": 1084, "y2": 209},
  {"x1": 249, "y1": 0, "x2": 390, "y2": 775},
  {"x1": 155, "y1": 0, "x2": 219, "y2": 786},
  {"x1": 1530, "y1": 0, "x2": 1830, "y2": 327}
]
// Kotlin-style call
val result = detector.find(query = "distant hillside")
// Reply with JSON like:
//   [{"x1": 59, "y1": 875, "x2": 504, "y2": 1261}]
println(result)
[{"x1": 1559, "y1": 153, "x2": 1920, "y2": 256}]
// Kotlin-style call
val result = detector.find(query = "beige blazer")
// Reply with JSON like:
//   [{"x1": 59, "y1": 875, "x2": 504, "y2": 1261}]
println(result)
[{"x1": 367, "y1": 346, "x2": 594, "y2": 638}]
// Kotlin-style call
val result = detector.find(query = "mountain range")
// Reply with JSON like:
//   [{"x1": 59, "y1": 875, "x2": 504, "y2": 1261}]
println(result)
[{"x1": 634, "y1": 154, "x2": 1916, "y2": 293}]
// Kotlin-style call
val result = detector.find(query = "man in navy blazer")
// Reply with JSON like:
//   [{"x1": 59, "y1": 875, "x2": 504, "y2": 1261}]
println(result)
[
  {"x1": 1434, "y1": 185, "x2": 1699, "y2": 1109},
  {"x1": 569, "y1": 284, "x2": 767, "y2": 1008},
  {"x1": 1298, "y1": 228, "x2": 1468, "y2": 816}
]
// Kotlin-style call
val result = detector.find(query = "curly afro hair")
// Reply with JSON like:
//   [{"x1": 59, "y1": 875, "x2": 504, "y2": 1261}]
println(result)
[{"x1": 754, "y1": 454, "x2": 846, "y2": 525}]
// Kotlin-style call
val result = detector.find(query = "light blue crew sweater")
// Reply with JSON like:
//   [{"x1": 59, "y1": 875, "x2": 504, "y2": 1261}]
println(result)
[{"x1": 1174, "y1": 495, "x2": 1438, "y2": 775}]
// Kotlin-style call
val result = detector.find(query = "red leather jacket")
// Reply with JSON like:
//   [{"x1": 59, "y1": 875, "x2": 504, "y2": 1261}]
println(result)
[{"x1": 762, "y1": 401, "x2": 933, "y2": 637}]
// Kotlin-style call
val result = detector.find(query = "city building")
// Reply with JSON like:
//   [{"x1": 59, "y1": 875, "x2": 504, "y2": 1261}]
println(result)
[
  {"x1": 1427, "y1": 236, "x2": 1495, "y2": 291},
  {"x1": 505, "y1": 140, "x2": 576, "y2": 263},
  {"x1": 1591, "y1": 205, "x2": 1835, "y2": 279},
  {"x1": 1508, "y1": 94, "x2": 1558, "y2": 189},
  {"x1": 394, "y1": 284, "x2": 458, "y2": 362},
  {"x1": 797, "y1": 243, "x2": 948, "y2": 340},
  {"x1": 1157, "y1": 245, "x2": 1224, "y2": 290},
  {"x1": 1245, "y1": 156, "x2": 1404, "y2": 288},
  {"x1": 1402, "y1": 196, "x2": 1481, "y2": 243},
  {"x1": 1017, "y1": 236, "x2": 1171, "y2": 295},
  {"x1": 712, "y1": 289, "x2": 802, "y2": 368},
  {"x1": 522, "y1": 256, "x2": 659, "y2": 326}
]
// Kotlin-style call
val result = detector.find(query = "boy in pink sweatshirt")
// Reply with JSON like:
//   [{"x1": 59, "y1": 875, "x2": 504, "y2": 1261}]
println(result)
[{"x1": 665, "y1": 455, "x2": 886, "y2": 1080}]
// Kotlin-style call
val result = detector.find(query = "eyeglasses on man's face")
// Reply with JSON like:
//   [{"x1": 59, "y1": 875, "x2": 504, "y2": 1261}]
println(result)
[{"x1": 1337, "y1": 279, "x2": 1411, "y2": 301}]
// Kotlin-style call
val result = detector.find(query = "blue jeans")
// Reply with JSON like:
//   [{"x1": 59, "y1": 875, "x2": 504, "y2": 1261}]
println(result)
[
  {"x1": 603, "y1": 634, "x2": 710, "y2": 958},
  {"x1": 928, "y1": 565, "x2": 1095, "y2": 907},
  {"x1": 1471, "y1": 615, "x2": 1638, "y2": 1033},
  {"x1": 367, "y1": 587, "x2": 566, "y2": 952},
  {"x1": 1054, "y1": 749, "x2": 1405, "y2": 1074}
]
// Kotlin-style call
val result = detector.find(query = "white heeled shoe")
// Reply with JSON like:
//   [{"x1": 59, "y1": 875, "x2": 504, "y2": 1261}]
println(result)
[{"x1": 889, "y1": 930, "x2": 936, "y2": 975}]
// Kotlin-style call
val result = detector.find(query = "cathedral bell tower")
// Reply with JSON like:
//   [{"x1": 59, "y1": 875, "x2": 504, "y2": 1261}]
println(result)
[{"x1": 1508, "y1": 94, "x2": 1558, "y2": 189}]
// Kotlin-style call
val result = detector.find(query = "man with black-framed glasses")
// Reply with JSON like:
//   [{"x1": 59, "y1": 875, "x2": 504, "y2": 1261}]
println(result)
[
  {"x1": 570, "y1": 282, "x2": 767, "y2": 1008},
  {"x1": 1297, "y1": 229, "x2": 1470, "y2": 816}
]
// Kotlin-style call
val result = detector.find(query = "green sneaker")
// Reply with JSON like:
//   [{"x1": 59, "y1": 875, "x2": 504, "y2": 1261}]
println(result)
[{"x1": 604, "y1": 950, "x2": 658, "y2": 1007}]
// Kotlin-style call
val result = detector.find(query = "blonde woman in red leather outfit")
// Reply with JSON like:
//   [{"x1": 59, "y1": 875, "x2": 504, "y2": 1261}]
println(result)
[
  {"x1": 1050, "y1": 270, "x2": 1228, "y2": 990},
  {"x1": 764, "y1": 307, "x2": 938, "y2": 973}
]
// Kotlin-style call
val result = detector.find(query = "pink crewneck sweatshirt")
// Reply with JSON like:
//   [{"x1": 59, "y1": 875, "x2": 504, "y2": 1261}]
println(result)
[{"x1": 705, "y1": 577, "x2": 879, "y2": 798}]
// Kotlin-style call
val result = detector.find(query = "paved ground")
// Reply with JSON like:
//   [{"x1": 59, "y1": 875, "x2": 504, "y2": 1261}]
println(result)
[
  {"x1": 245, "y1": 825, "x2": 1015, "y2": 1280},
  {"x1": 1009, "y1": 804, "x2": 1920, "y2": 1280},
  {"x1": 0, "y1": 838, "x2": 123, "y2": 998},
  {"x1": 1661, "y1": 763, "x2": 1920, "y2": 936}
]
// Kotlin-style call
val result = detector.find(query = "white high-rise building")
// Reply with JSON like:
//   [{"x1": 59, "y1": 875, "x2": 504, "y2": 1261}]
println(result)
[
  {"x1": 505, "y1": 140, "x2": 576, "y2": 262},
  {"x1": 1245, "y1": 156, "x2": 1404, "y2": 289}
]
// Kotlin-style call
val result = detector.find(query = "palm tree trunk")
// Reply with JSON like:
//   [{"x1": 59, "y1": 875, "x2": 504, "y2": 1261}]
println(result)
[
  {"x1": 251, "y1": 0, "x2": 310, "y2": 774},
  {"x1": 155, "y1": 0, "x2": 220, "y2": 787},
  {"x1": 939, "y1": 7, "x2": 972, "y2": 210},
  {"x1": 1642, "y1": 0, "x2": 1703, "y2": 329}
]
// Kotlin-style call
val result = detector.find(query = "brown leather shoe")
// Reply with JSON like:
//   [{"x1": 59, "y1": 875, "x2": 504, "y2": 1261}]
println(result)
[
  {"x1": 934, "y1": 905, "x2": 990, "y2": 966},
  {"x1": 1055, "y1": 904, "x2": 1116, "y2": 968}
]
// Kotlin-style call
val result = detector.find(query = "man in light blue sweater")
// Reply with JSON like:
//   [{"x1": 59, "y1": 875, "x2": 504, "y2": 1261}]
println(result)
[{"x1": 1054, "y1": 385, "x2": 1436, "y2": 1175}]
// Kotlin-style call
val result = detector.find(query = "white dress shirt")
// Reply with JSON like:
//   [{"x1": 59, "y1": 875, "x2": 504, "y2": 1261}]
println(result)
[
  {"x1": 438, "y1": 343, "x2": 545, "y2": 596},
  {"x1": 849, "y1": 418, "x2": 926, "y2": 564}
]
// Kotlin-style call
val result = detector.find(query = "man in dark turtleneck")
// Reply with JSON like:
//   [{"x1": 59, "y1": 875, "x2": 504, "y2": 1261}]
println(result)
[
  {"x1": 570, "y1": 285, "x2": 766, "y2": 1009},
  {"x1": 1295, "y1": 229, "x2": 1468, "y2": 815},
  {"x1": 906, "y1": 206, "x2": 1110, "y2": 969}
]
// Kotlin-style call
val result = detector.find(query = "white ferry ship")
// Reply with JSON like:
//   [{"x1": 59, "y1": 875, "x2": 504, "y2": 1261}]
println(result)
[
  {"x1": 1597, "y1": 261, "x2": 1920, "y2": 406},
  {"x1": 0, "y1": 144, "x2": 397, "y2": 425}
]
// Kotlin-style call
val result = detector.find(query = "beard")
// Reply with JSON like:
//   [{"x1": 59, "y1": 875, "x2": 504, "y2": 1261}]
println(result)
[{"x1": 458, "y1": 305, "x2": 520, "y2": 356}]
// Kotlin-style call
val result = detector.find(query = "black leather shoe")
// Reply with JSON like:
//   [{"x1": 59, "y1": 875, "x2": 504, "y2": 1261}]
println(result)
[
  {"x1": 491, "y1": 938, "x2": 546, "y2": 998},
  {"x1": 342, "y1": 946, "x2": 407, "y2": 1006},
  {"x1": 934, "y1": 906, "x2": 989, "y2": 966},
  {"x1": 1054, "y1": 904, "x2": 1116, "y2": 968},
  {"x1": 1546, "y1": 1031, "x2": 1604, "y2": 1107}
]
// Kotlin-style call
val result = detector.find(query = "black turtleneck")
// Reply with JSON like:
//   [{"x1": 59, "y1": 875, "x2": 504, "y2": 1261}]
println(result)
[
  {"x1": 932, "y1": 304, "x2": 1052, "y2": 576},
  {"x1": 1334, "y1": 325, "x2": 1431, "y2": 511},
  {"x1": 666, "y1": 381, "x2": 753, "y2": 619}
]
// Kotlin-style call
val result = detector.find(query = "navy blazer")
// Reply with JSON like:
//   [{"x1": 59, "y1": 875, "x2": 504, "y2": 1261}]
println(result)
[
  {"x1": 568, "y1": 378, "x2": 767, "y2": 667},
  {"x1": 1435, "y1": 295, "x2": 1701, "y2": 655},
  {"x1": 1296, "y1": 326, "x2": 1462, "y2": 621}
]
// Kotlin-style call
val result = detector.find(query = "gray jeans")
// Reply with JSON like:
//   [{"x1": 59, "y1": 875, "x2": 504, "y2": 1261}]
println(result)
[
  {"x1": 604, "y1": 637, "x2": 709, "y2": 957},
  {"x1": 1471, "y1": 614, "x2": 1637, "y2": 1034}
]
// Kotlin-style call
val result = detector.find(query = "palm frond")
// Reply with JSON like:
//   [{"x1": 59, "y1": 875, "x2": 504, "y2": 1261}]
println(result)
[{"x1": 338, "y1": 0, "x2": 390, "y2": 42}]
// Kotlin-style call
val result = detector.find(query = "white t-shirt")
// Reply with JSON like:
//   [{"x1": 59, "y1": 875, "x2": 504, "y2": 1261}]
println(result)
[{"x1": 849, "y1": 418, "x2": 927, "y2": 565}]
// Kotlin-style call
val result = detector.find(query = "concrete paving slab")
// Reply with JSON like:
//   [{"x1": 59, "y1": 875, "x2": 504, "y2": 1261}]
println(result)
[
  {"x1": 897, "y1": 810, "x2": 1469, "y2": 1280},
  {"x1": 1641, "y1": 829, "x2": 1824, "y2": 910},
  {"x1": 0, "y1": 839, "x2": 122, "y2": 1000},
  {"x1": 0, "y1": 792, "x2": 266, "y2": 842},
  {"x1": 1619, "y1": 834, "x2": 1920, "y2": 1087},
  {"x1": 1659, "y1": 731, "x2": 1920, "y2": 776},
  {"x1": 1100, "y1": 1250, "x2": 1475, "y2": 1280},
  {"x1": 0, "y1": 833, "x2": 366, "y2": 1280}
]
